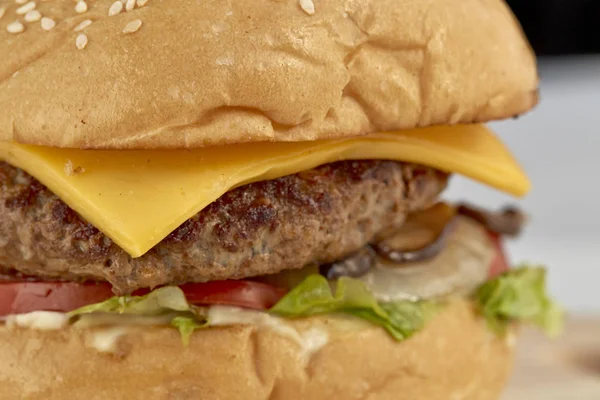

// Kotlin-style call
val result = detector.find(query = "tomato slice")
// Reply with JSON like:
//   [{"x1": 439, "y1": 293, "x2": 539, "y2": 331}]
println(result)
[
  {"x1": 180, "y1": 281, "x2": 287, "y2": 310},
  {"x1": 0, "y1": 279, "x2": 287, "y2": 317},
  {"x1": 487, "y1": 232, "x2": 510, "y2": 278},
  {"x1": 0, "y1": 281, "x2": 115, "y2": 317}
]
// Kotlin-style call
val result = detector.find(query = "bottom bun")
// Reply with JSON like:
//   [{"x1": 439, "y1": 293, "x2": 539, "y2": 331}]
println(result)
[{"x1": 0, "y1": 299, "x2": 514, "y2": 400}]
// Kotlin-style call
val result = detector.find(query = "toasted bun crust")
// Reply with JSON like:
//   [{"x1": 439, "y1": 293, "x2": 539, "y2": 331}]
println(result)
[
  {"x1": 1, "y1": 0, "x2": 537, "y2": 149},
  {"x1": 0, "y1": 300, "x2": 514, "y2": 399}
]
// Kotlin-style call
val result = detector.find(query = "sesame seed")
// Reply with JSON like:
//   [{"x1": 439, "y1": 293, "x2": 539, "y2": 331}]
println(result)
[
  {"x1": 122, "y1": 19, "x2": 142, "y2": 33},
  {"x1": 40, "y1": 17, "x2": 55, "y2": 31},
  {"x1": 74, "y1": 19, "x2": 92, "y2": 31},
  {"x1": 16, "y1": 1, "x2": 36, "y2": 15},
  {"x1": 136, "y1": 0, "x2": 148, "y2": 6},
  {"x1": 24, "y1": 9, "x2": 41, "y2": 22},
  {"x1": 16, "y1": 0, "x2": 28, "y2": 5},
  {"x1": 75, "y1": 33, "x2": 88, "y2": 49},
  {"x1": 0, "y1": 7, "x2": 6, "y2": 20},
  {"x1": 299, "y1": 0, "x2": 315, "y2": 15},
  {"x1": 125, "y1": 0, "x2": 136, "y2": 11},
  {"x1": 75, "y1": 1, "x2": 88, "y2": 14},
  {"x1": 108, "y1": 1, "x2": 123, "y2": 16},
  {"x1": 216, "y1": 55, "x2": 234, "y2": 66},
  {"x1": 211, "y1": 22, "x2": 229, "y2": 33},
  {"x1": 7, "y1": 20, "x2": 25, "y2": 33}
]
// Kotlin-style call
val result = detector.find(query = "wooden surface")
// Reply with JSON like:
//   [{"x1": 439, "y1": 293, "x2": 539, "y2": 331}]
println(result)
[{"x1": 503, "y1": 317, "x2": 600, "y2": 399}]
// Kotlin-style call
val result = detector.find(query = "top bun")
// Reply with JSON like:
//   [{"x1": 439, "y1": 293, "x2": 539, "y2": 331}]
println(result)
[{"x1": 0, "y1": 0, "x2": 538, "y2": 149}]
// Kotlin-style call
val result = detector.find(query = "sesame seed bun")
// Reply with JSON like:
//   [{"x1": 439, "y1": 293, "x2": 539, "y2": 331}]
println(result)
[
  {"x1": 0, "y1": 300, "x2": 514, "y2": 399},
  {"x1": 1, "y1": 0, "x2": 536, "y2": 149}
]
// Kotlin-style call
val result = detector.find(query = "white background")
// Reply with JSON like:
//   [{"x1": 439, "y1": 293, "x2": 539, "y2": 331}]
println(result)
[{"x1": 445, "y1": 56, "x2": 600, "y2": 313}]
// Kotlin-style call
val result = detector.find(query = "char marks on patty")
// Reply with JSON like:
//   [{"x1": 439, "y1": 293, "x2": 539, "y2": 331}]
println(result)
[{"x1": 0, "y1": 161, "x2": 448, "y2": 294}]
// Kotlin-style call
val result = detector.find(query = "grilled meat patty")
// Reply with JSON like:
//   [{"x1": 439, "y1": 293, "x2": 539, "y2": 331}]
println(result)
[{"x1": 0, "y1": 160, "x2": 448, "y2": 294}]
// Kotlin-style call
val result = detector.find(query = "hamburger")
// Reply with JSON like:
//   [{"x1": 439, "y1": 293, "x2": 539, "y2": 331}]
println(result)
[{"x1": 0, "y1": 0, "x2": 562, "y2": 399}]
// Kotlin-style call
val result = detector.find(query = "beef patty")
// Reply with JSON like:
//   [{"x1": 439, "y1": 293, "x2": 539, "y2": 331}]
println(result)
[{"x1": 0, "y1": 160, "x2": 448, "y2": 294}]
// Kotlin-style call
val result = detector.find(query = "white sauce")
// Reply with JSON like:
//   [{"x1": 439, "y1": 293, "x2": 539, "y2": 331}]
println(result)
[
  {"x1": 5, "y1": 311, "x2": 69, "y2": 331},
  {"x1": 73, "y1": 312, "x2": 175, "y2": 328},
  {"x1": 89, "y1": 326, "x2": 127, "y2": 354},
  {"x1": 209, "y1": 305, "x2": 304, "y2": 342},
  {"x1": 301, "y1": 326, "x2": 329, "y2": 357},
  {"x1": 2, "y1": 307, "x2": 331, "y2": 357},
  {"x1": 208, "y1": 306, "x2": 329, "y2": 356}
]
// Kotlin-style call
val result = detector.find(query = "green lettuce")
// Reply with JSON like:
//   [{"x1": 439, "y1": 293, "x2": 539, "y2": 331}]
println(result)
[
  {"x1": 171, "y1": 316, "x2": 207, "y2": 345},
  {"x1": 69, "y1": 286, "x2": 191, "y2": 316},
  {"x1": 269, "y1": 274, "x2": 439, "y2": 340},
  {"x1": 474, "y1": 266, "x2": 564, "y2": 337},
  {"x1": 70, "y1": 286, "x2": 206, "y2": 344},
  {"x1": 66, "y1": 266, "x2": 562, "y2": 344}
]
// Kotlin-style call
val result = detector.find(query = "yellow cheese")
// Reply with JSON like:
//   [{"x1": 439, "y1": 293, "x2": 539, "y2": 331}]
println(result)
[{"x1": 0, "y1": 124, "x2": 530, "y2": 258}]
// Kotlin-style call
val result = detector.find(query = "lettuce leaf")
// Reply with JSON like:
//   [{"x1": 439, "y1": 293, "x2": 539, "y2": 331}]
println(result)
[
  {"x1": 69, "y1": 286, "x2": 191, "y2": 316},
  {"x1": 70, "y1": 286, "x2": 206, "y2": 345},
  {"x1": 270, "y1": 274, "x2": 439, "y2": 340},
  {"x1": 66, "y1": 266, "x2": 562, "y2": 344},
  {"x1": 171, "y1": 316, "x2": 207, "y2": 345},
  {"x1": 474, "y1": 266, "x2": 564, "y2": 337}
]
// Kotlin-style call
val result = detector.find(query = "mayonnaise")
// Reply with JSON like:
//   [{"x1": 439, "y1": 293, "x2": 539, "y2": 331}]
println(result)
[
  {"x1": 3, "y1": 307, "x2": 331, "y2": 358},
  {"x1": 88, "y1": 326, "x2": 127, "y2": 354},
  {"x1": 5, "y1": 311, "x2": 69, "y2": 331},
  {"x1": 208, "y1": 306, "x2": 329, "y2": 356}
]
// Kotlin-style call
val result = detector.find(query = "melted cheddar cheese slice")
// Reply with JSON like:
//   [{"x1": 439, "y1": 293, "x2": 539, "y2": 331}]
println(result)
[{"x1": 0, "y1": 124, "x2": 530, "y2": 258}]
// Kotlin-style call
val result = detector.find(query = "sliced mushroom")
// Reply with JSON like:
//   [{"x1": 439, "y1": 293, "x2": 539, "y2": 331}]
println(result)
[
  {"x1": 358, "y1": 217, "x2": 495, "y2": 302},
  {"x1": 320, "y1": 247, "x2": 376, "y2": 280},
  {"x1": 457, "y1": 203, "x2": 526, "y2": 237},
  {"x1": 373, "y1": 202, "x2": 457, "y2": 264}
]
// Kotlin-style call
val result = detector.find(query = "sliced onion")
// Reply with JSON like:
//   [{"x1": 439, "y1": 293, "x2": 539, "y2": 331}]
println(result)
[{"x1": 358, "y1": 217, "x2": 495, "y2": 302}]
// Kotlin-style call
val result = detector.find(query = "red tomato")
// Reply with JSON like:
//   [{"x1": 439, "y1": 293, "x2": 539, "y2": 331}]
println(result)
[
  {"x1": 0, "y1": 281, "x2": 115, "y2": 317},
  {"x1": 0, "y1": 280, "x2": 286, "y2": 316},
  {"x1": 487, "y1": 232, "x2": 510, "y2": 278},
  {"x1": 179, "y1": 281, "x2": 287, "y2": 310}
]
